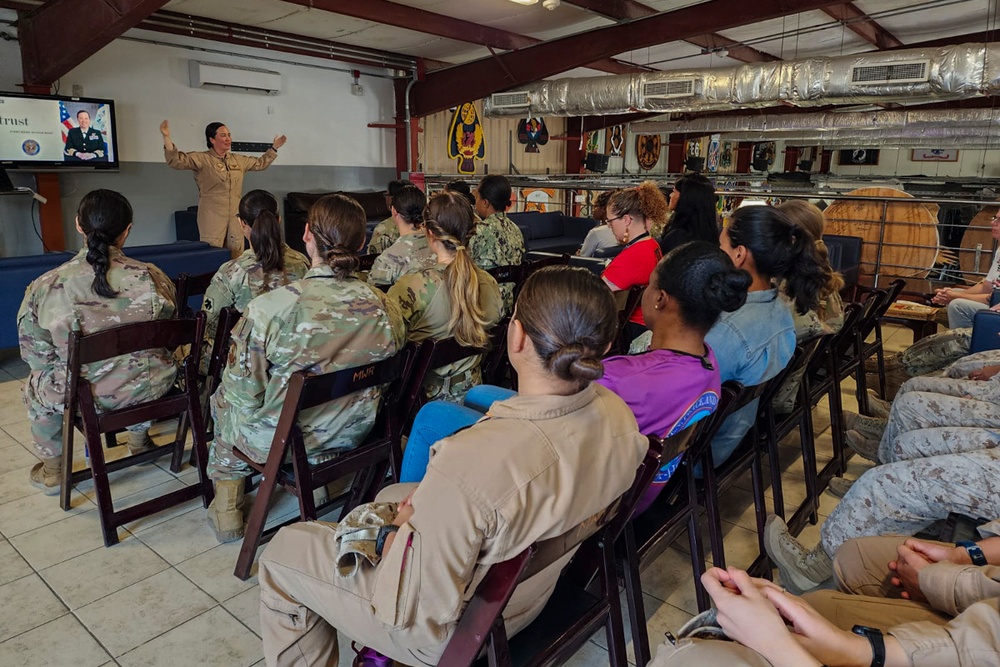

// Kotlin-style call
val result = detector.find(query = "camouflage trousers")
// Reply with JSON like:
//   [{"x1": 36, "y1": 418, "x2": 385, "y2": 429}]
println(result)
[
  {"x1": 943, "y1": 348, "x2": 1000, "y2": 378},
  {"x1": 24, "y1": 388, "x2": 152, "y2": 459},
  {"x1": 877, "y1": 374, "x2": 1000, "y2": 464}
]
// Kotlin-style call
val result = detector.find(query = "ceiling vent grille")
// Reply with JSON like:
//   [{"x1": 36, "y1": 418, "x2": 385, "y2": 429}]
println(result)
[
  {"x1": 490, "y1": 91, "x2": 531, "y2": 109},
  {"x1": 851, "y1": 60, "x2": 930, "y2": 85},
  {"x1": 643, "y1": 78, "x2": 697, "y2": 100}
]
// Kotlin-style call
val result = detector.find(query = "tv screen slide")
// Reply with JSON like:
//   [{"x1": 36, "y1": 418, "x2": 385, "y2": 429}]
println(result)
[{"x1": 0, "y1": 93, "x2": 118, "y2": 168}]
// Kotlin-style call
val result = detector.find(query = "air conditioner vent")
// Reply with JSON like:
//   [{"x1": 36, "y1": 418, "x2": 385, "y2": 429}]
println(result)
[
  {"x1": 643, "y1": 79, "x2": 697, "y2": 100},
  {"x1": 851, "y1": 60, "x2": 930, "y2": 85},
  {"x1": 490, "y1": 91, "x2": 531, "y2": 109}
]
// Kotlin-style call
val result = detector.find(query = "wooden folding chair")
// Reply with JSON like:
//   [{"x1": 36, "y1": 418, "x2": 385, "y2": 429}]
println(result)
[
  {"x1": 172, "y1": 270, "x2": 215, "y2": 318},
  {"x1": 845, "y1": 288, "x2": 888, "y2": 416},
  {"x1": 232, "y1": 347, "x2": 413, "y2": 580},
  {"x1": 60, "y1": 314, "x2": 214, "y2": 546},
  {"x1": 612, "y1": 285, "x2": 645, "y2": 354},
  {"x1": 437, "y1": 438, "x2": 662, "y2": 667},
  {"x1": 399, "y1": 337, "x2": 490, "y2": 429},
  {"x1": 862, "y1": 278, "x2": 905, "y2": 399}
]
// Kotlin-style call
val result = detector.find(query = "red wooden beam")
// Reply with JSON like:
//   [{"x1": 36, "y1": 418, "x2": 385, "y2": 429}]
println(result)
[
  {"x1": 823, "y1": 3, "x2": 903, "y2": 50},
  {"x1": 280, "y1": 0, "x2": 649, "y2": 76},
  {"x1": 409, "y1": 0, "x2": 847, "y2": 117},
  {"x1": 685, "y1": 33, "x2": 778, "y2": 63},
  {"x1": 19, "y1": 0, "x2": 171, "y2": 85}
]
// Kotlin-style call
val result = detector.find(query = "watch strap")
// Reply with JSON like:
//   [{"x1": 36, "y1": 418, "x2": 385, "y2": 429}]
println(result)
[
  {"x1": 957, "y1": 540, "x2": 988, "y2": 566},
  {"x1": 374, "y1": 525, "x2": 399, "y2": 558},
  {"x1": 852, "y1": 625, "x2": 885, "y2": 667}
]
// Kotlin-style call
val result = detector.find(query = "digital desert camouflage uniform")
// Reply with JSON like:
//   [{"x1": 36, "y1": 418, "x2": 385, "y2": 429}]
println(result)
[
  {"x1": 387, "y1": 263, "x2": 502, "y2": 403},
  {"x1": 367, "y1": 230, "x2": 437, "y2": 287},
  {"x1": 200, "y1": 244, "x2": 310, "y2": 368},
  {"x1": 367, "y1": 217, "x2": 399, "y2": 256},
  {"x1": 468, "y1": 211, "x2": 525, "y2": 315},
  {"x1": 17, "y1": 248, "x2": 178, "y2": 457},
  {"x1": 208, "y1": 265, "x2": 404, "y2": 481}
]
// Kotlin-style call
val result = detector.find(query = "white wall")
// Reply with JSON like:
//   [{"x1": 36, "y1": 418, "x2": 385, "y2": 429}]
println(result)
[{"x1": 827, "y1": 146, "x2": 1000, "y2": 179}]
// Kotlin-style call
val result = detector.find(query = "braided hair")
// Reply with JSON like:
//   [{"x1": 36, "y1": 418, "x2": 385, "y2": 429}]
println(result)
[{"x1": 77, "y1": 189, "x2": 133, "y2": 298}]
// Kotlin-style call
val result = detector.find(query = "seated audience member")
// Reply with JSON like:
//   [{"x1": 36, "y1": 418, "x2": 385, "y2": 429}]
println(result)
[
  {"x1": 443, "y1": 178, "x2": 475, "y2": 210},
  {"x1": 469, "y1": 174, "x2": 525, "y2": 314},
  {"x1": 368, "y1": 179, "x2": 415, "y2": 255},
  {"x1": 931, "y1": 210, "x2": 1000, "y2": 328},
  {"x1": 388, "y1": 192, "x2": 502, "y2": 403},
  {"x1": 602, "y1": 182, "x2": 669, "y2": 343},
  {"x1": 257, "y1": 265, "x2": 648, "y2": 667},
  {"x1": 648, "y1": 553, "x2": 1000, "y2": 667},
  {"x1": 201, "y1": 189, "x2": 309, "y2": 365},
  {"x1": 18, "y1": 189, "x2": 177, "y2": 494},
  {"x1": 658, "y1": 174, "x2": 720, "y2": 256},
  {"x1": 601, "y1": 242, "x2": 750, "y2": 513},
  {"x1": 368, "y1": 185, "x2": 434, "y2": 288},
  {"x1": 579, "y1": 190, "x2": 620, "y2": 257},
  {"x1": 206, "y1": 194, "x2": 403, "y2": 542}
]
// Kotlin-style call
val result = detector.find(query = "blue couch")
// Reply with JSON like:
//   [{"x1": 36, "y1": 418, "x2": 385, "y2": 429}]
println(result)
[
  {"x1": 0, "y1": 241, "x2": 231, "y2": 349},
  {"x1": 508, "y1": 212, "x2": 598, "y2": 254}
]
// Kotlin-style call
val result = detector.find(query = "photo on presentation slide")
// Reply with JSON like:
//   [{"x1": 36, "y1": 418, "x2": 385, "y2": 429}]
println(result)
[{"x1": 0, "y1": 92, "x2": 118, "y2": 169}]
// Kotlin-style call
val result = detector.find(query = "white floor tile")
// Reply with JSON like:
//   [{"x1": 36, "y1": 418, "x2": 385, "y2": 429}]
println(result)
[
  {"x1": 134, "y1": 507, "x2": 221, "y2": 565},
  {"x1": 11, "y1": 510, "x2": 116, "y2": 570},
  {"x1": 0, "y1": 613, "x2": 111, "y2": 667},
  {"x1": 0, "y1": 539, "x2": 32, "y2": 587},
  {"x1": 117, "y1": 606, "x2": 261, "y2": 667},
  {"x1": 0, "y1": 489, "x2": 94, "y2": 539},
  {"x1": 175, "y1": 542, "x2": 258, "y2": 603},
  {"x1": 221, "y1": 586, "x2": 261, "y2": 638},
  {"x1": 0, "y1": 574, "x2": 67, "y2": 642}
]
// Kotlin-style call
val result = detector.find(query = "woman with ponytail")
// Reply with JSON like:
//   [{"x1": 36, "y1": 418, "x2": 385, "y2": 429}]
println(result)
[
  {"x1": 368, "y1": 184, "x2": 435, "y2": 287},
  {"x1": 777, "y1": 200, "x2": 845, "y2": 334},
  {"x1": 18, "y1": 189, "x2": 178, "y2": 494},
  {"x1": 257, "y1": 266, "x2": 647, "y2": 667},
  {"x1": 201, "y1": 189, "x2": 309, "y2": 364},
  {"x1": 602, "y1": 181, "x2": 670, "y2": 343},
  {"x1": 207, "y1": 193, "x2": 404, "y2": 542},
  {"x1": 388, "y1": 191, "x2": 503, "y2": 403}
]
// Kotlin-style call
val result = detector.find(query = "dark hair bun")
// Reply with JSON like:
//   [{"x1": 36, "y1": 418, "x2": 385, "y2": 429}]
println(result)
[
  {"x1": 704, "y1": 269, "x2": 752, "y2": 314},
  {"x1": 548, "y1": 343, "x2": 605, "y2": 383}
]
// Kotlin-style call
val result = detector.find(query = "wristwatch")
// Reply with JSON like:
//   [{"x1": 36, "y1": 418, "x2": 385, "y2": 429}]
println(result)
[
  {"x1": 852, "y1": 625, "x2": 886, "y2": 667},
  {"x1": 374, "y1": 525, "x2": 399, "y2": 558},
  {"x1": 957, "y1": 540, "x2": 988, "y2": 566}
]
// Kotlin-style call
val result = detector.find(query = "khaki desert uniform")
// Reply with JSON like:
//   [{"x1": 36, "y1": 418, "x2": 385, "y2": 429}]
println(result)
[
  {"x1": 468, "y1": 211, "x2": 525, "y2": 315},
  {"x1": 17, "y1": 248, "x2": 177, "y2": 457},
  {"x1": 207, "y1": 266, "x2": 403, "y2": 480},
  {"x1": 367, "y1": 231, "x2": 437, "y2": 288},
  {"x1": 652, "y1": 532, "x2": 1000, "y2": 667},
  {"x1": 387, "y1": 263, "x2": 502, "y2": 402},
  {"x1": 200, "y1": 244, "x2": 310, "y2": 367},
  {"x1": 164, "y1": 146, "x2": 278, "y2": 257},
  {"x1": 258, "y1": 384, "x2": 648, "y2": 667},
  {"x1": 367, "y1": 217, "x2": 399, "y2": 256}
]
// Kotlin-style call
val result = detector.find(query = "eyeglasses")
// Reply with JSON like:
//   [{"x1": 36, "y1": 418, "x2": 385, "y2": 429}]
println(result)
[{"x1": 605, "y1": 215, "x2": 626, "y2": 226}]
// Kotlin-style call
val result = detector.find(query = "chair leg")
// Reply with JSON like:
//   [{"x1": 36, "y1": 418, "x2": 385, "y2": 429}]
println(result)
[
  {"x1": 60, "y1": 419, "x2": 75, "y2": 511},
  {"x1": 686, "y1": 468, "x2": 710, "y2": 612},
  {"x1": 621, "y1": 523, "x2": 651, "y2": 667},
  {"x1": 234, "y1": 468, "x2": 278, "y2": 580},
  {"x1": 171, "y1": 411, "x2": 189, "y2": 474},
  {"x1": 601, "y1": 539, "x2": 629, "y2": 667},
  {"x1": 764, "y1": 420, "x2": 784, "y2": 521},
  {"x1": 485, "y1": 618, "x2": 513, "y2": 667},
  {"x1": 87, "y1": 431, "x2": 121, "y2": 547},
  {"x1": 701, "y1": 453, "x2": 726, "y2": 570},
  {"x1": 750, "y1": 436, "x2": 768, "y2": 568},
  {"x1": 799, "y1": 410, "x2": 820, "y2": 528}
]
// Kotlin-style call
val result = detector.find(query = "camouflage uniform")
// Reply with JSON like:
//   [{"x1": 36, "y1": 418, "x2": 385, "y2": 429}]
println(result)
[
  {"x1": 387, "y1": 264, "x2": 502, "y2": 403},
  {"x1": 208, "y1": 266, "x2": 404, "y2": 481},
  {"x1": 468, "y1": 211, "x2": 525, "y2": 314},
  {"x1": 17, "y1": 248, "x2": 178, "y2": 457},
  {"x1": 201, "y1": 244, "x2": 310, "y2": 369},
  {"x1": 367, "y1": 217, "x2": 398, "y2": 256},
  {"x1": 367, "y1": 231, "x2": 437, "y2": 288}
]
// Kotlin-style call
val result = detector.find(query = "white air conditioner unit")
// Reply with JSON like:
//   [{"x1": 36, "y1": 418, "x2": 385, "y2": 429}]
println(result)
[
  {"x1": 490, "y1": 91, "x2": 531, "y2": 110},
  {"x1": 643, "y1": 78, "x2": 698, "y2": 100},
  {"x1": 851, "y1": 60, "x2": 931, "y2": 85},
  {"x1": 189, "y1": 60, "x2": 282, "y2": 95}
]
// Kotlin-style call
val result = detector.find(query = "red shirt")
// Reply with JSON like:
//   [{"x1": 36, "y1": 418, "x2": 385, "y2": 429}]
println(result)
[{"x1": 602, "y1": 236, "x2": 662, "y2": 326}]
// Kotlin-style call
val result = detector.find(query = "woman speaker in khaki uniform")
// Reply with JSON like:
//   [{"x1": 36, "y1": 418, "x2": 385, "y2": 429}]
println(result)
[{"x1": 161, "y1": 119, "x2": 287, "y2": 257}]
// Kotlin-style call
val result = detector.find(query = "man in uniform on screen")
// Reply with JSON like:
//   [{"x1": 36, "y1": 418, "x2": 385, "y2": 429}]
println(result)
[{"x1": 64, "y1": 110, "x2": 107, "y2": 162}]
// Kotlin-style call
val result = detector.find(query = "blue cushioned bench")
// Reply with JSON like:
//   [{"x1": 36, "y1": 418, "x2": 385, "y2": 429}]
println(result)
[{"x1": 508, "y1": 212, "x2": 598, "y2": 254}]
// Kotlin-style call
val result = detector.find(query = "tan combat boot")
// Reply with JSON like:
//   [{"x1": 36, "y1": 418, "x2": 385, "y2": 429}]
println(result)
[
  {"x1": 207, "y1": 479, "x2": 246, "y2": 543},
  {"x1": 29, "y1": 457, "x2": 62, "y2": 496}
]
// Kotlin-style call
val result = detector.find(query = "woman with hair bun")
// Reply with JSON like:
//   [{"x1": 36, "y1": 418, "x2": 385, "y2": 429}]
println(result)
[
  {"x1": 600, "y1": 241, "x2": 751, "y2": 513},
  {"x1": 206, "y1": 193, "x2": 404, "y2": 542},
  {"x1": 201, "y1": 189, "x2": 310, "y2": 365},
  {"x1": 388, "y1": 191, "x2": 503, "y2": 403},
  {"x1": 18, "y1": 189, "x2": 178, "y2": 494},
  {"x1": 602, "y1": 181, "x2": 670, "y2": 343},
  {"x1": 257, "y1": 265, "x2": 647, "y2": 667},
  {"x1": 368, "y1": 185, "x2": 435, "y2": 288},
  {"x1": 470, "y1": 174, "x2": 525, "y2": 314}
]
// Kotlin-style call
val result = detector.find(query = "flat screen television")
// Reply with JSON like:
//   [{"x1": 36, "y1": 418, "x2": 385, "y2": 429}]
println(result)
[{"x1": 0, "y1": 92, "x2": 119, "y2": 171}]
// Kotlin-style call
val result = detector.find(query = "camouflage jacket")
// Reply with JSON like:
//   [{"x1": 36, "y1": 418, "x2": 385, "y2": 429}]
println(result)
[
  {"x1": 201, "y1": 244, "x2": 310, "y2": 366},
  {"x1": 367, "y1": 231, "x2": 437, "y2": 288},
  {"x1": 211, "y1": 265, "x2": 405, "y2": 460},
  {"x1": 367, "y1": 217, "x2": 399, "y2": 256},
  {"x1": 17, "y1": 247, "x2": 178, "y2": 413},
  {"x1": 468, "y1": 211, "x2": 525, "y2": 314},
  {"x1": 388, "y1": 263, "x2": 502, "y2": 402}
]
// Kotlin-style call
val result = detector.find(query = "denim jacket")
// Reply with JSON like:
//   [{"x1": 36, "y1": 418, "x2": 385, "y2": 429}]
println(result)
[{"x1": 706, "y1": 288, "x2": 795, "y2": 466}]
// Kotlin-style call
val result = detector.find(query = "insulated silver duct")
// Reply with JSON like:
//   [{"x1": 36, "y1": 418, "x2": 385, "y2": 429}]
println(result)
[{"x1": 483, "y1": 43, "x2": 1000, "y2": 117}]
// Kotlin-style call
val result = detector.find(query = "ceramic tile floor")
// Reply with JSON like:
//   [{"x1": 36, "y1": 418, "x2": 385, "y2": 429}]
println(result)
[{"x1": 0, "y1": 324, "x2": 915, "y2": 667}]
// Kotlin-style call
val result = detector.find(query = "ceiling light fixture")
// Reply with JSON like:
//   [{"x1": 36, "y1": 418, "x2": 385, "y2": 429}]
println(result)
[{"x1": 507, "y1": 0, "x2": 539, "y2": 4}]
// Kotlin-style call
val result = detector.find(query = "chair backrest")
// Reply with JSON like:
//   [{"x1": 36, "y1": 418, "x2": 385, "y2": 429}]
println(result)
[
  {"x1": 173, "y1": 271, "x2": 215, "y2": 317},
  {"x1": 206, "y1": 306, "x2": 242, "y2": 387},
  {"x1": 971, "y1": 310, "x2": 1000, "y2": 353},
  {"x1": 524, "y1": 253, "x2": 571, "y2": 278},
  {"x1": 617, "y1": 285, "x2": 645, "y2": 329},
  {"x1": 437, "y1": 436, "x2": 663, "y2": 666},
  {"x1": 399, "y1": 337, "x2": 490, "y2": 425},
  {"x1": 877, "y1": 279, "x2": 906, "y2": 319},
  {"x1": 358, "y1": 253, "x2": 378, "y2": 273},
  {"x1": 487, "y1": 263, "x2": 523, "y2": 285},
  {"x1": 830, "y1": 301, "x2": 865, "y2": 360},
  {"x1": 857, "y1": 288, "x2": 888, "y2": 341}
]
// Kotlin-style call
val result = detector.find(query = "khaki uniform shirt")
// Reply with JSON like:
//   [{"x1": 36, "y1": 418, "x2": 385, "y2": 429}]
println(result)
[
  {"x1": 468, "y1": 211, "x2": 525, "y2": 314},
  {"x1": 368, "y1": 217, "x2": 399, "y2": 256},
  {"x1": 387, "y1": 264, "x2": 502, "y2": 402},
  {"x1": 164, "y1": 146, "x2": 277, "y2": 253},
  {"x1": 201, "y1": 244, "x2": 310, "y2": 367},
  {"x1": 370, "y1": 384, "x2": 647, "y2": 662},
  {"x1": 17, "y1": 247, "x2": 177, "y2": 414},
  {"x1": 211, "y1": 266, "x2": 404, "y2": 462},
  {"x1": 368, "y1": 231, "x2": 437, "y2": 288}
]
